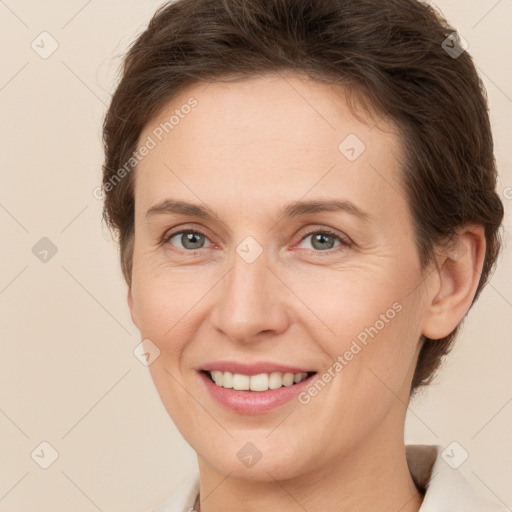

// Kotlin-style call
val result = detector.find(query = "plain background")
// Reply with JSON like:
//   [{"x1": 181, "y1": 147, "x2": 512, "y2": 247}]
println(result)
[{"x1": 0, "y1": 0, "x2": 511, "y2": 510}]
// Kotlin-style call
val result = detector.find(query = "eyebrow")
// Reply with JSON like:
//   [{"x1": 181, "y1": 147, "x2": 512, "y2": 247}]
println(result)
[{"x1": 145, "y1": 198, "x2": 370, "y2": 223}]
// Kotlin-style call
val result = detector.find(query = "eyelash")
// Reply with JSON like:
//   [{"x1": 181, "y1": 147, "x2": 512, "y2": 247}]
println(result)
[
  {"x1": 162, "y1": 227, "x2": 350, "y2": 254},
  {"x1": 298, "y1": 228, "x2": 350, "y2": 253}
]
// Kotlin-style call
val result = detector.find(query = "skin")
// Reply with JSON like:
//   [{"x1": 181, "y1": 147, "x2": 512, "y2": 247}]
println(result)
[{"x1": 127, "y1": 72, "x2": 486, "y2": 512}]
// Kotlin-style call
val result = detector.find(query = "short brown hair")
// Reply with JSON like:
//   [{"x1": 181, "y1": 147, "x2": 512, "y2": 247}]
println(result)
[{"x1": 102, "y1": 0, "x2": 504, "y2": 394}]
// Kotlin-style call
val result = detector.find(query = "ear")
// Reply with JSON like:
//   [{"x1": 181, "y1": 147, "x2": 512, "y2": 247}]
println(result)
[
  {"x1": 127, "y1": 286, "x2": 139, "y2": 329},
  {"x1": 421, "y1": 225, "x2": 486, "y2": 340}
]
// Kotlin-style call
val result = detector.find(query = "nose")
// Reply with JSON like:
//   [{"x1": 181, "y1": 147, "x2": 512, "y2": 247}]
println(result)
[{"x1": 209, "y1": 245, "x2": 291, "y2": 344}]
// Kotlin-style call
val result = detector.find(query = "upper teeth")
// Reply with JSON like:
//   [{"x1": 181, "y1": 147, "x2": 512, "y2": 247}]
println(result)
[{"x1": 209, "y1": 371, "x2": 309, "y2": 391}]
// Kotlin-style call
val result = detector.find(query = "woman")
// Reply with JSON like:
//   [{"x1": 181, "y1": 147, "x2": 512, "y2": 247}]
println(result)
[{"x1": 101, "y1": 0, "x2": 505, "y2": 510}]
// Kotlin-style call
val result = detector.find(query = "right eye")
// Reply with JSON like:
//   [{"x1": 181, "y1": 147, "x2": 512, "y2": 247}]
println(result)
[{"x1": 164, "y1": 229, "x2": 213, "y2": 251}]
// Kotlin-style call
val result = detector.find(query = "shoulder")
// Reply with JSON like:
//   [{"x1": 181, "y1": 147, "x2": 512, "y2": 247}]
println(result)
[
  {"x1": 406, "y1": 444, "x2": 507, "y2": 512},
  {"x1": 144, "y1": 473, "x2": 200, "y2": 512}
]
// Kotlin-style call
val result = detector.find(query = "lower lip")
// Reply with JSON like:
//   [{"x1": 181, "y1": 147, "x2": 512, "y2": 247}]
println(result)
[{"x1": 198, "y1": 371, "x2": 316, "y2": 414}]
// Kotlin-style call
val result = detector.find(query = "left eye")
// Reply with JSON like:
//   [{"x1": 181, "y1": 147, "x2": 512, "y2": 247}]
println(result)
[
  {"x1": 166, "y1": 230, "x2": 212, "y2": 250},
  {"x1": 298, "y1": 231, "x2": 345, "y2": 251}
]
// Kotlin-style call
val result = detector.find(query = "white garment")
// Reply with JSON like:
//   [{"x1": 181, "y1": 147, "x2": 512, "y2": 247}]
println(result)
[{"x1": 147, "y1": 444, "x2": 507, "y2": 512}]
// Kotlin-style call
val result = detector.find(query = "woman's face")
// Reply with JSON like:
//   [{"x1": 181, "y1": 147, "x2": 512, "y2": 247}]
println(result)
[{"x1": 128, "y1": 73, "x2": 434, "y2": 480}]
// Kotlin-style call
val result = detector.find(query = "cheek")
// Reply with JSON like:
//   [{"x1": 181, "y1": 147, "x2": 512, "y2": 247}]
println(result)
[
  {"x1": 132, "y1": 273, "x2": 205, "y2": 424},
  {"x1": 297, "y1": 298, "x2": 422, "y2": 445},
  {"x1": 130, "y1": 265, "x2": 221, "y2": 364},
  {"x1": 327, "y1": 292, "x2": 423, "y2": 415},
  {"x1": 287, "y1": 261, "x2": 424, "y2": 396},
  {"x1": 287, "y1": 263, "x2": 415, "y2": 345}
]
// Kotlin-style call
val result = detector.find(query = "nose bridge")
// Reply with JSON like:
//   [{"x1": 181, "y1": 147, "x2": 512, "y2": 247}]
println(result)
[{"x1": 210, "y1": 239, "x2": 289, "y2": 341}]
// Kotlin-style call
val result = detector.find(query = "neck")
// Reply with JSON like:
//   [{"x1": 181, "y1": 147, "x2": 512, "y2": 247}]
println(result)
[{"x1": 195, "y1": 428, "x2": 424, "y2": 512}]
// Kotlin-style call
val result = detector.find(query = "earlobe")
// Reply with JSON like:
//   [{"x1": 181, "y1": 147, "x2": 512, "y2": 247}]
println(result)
[{"x1": 421, "y1": 225, "x2": 486, "y2": 340}]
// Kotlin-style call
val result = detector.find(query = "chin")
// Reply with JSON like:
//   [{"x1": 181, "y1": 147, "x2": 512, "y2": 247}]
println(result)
[{"x1": 195, "y1": 437, "x2": 318, "y2": 482}]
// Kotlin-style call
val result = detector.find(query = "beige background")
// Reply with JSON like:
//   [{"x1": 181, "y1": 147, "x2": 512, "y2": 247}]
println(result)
[{"x1": 1, "y1": 0, "x2": 511, "y2": 510}]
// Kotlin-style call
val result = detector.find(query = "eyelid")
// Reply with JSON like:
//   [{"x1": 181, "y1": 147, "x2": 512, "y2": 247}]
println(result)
[{"x1": 294, "y1": 226, "x2": 351, "y2": 252}]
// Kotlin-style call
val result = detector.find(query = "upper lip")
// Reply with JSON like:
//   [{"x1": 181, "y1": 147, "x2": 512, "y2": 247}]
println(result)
[{"x1": 199, "y1": 361, "x2": 316, "y2": 376}]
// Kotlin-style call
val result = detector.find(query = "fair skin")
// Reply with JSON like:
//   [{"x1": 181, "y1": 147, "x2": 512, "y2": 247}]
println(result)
[{"x1": 127, "y1": 72, "x2": 485, "y2": 512}]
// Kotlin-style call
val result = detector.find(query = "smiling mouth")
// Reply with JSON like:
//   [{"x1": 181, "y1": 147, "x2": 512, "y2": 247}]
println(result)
[{"x1": 201, "y1": 370, "x2": 317, "y2": 392}]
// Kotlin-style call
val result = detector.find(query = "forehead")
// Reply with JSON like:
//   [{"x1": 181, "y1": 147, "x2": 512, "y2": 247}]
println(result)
[{"x1": 134, "y1": 73, "x2": 405, "y2": 219}]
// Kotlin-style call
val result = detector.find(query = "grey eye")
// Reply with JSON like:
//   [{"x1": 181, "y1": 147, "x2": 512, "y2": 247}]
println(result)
[
  {"x1": 299, "y1": 232, "x2": 342, "y2": 251},
  {"x1": 169, "y1": 231, "x2": 210, "y2": 250}
]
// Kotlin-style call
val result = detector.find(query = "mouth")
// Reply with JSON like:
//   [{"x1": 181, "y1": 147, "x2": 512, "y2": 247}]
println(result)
[{"x1": 201, "y1": 369, "x2": 317, "y2": 392}]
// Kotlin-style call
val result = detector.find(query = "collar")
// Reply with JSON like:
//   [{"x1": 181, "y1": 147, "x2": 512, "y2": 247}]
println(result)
[{"x1": 407, "y1": 444, "x2": 505, "y2": 512}]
